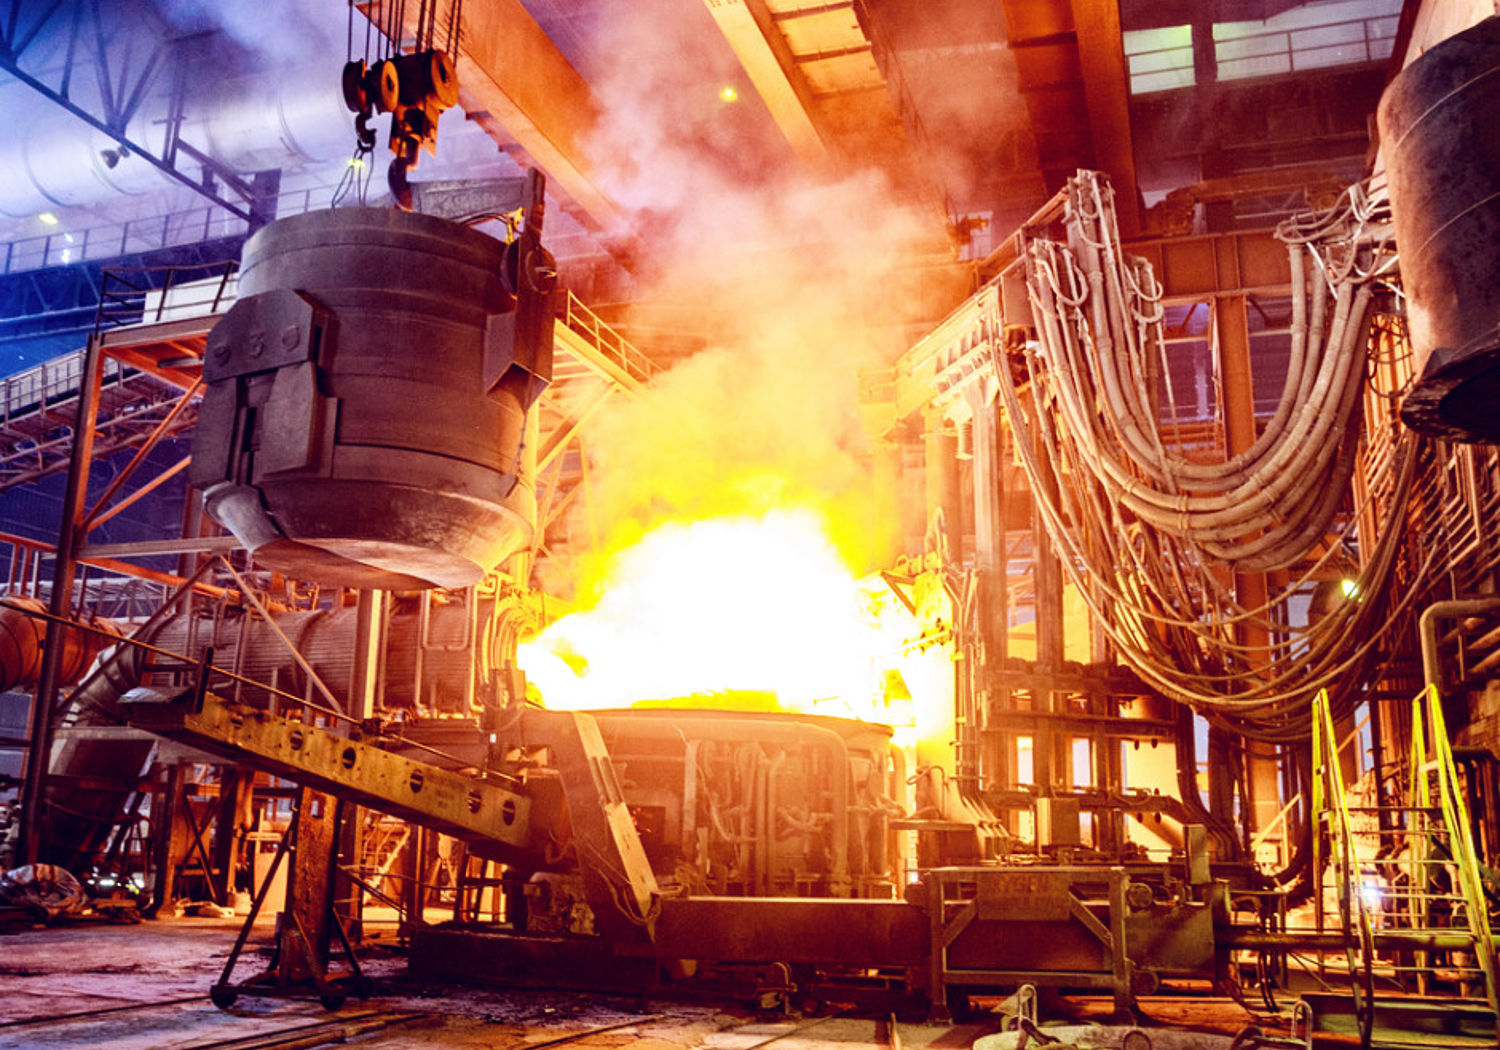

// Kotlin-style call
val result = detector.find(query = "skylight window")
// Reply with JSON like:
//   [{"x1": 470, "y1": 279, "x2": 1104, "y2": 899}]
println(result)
[
  {"x1": 1214, "y1": 0, "x2": 1401, "y2": 81},
  {"x1": 1123, "y1": 0, "x2": 1402, "y2": 95},
  {"x1": 1124, "y1": 25, "x2": 1194, "y2": 95}
]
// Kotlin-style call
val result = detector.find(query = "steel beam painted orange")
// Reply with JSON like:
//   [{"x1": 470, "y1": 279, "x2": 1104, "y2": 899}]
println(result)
[{"x1": 1069, "y1": 0, "x2": 1141, "y2": 237}]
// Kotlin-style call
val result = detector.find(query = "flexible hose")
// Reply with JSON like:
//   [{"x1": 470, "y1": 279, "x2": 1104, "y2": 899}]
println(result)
[{"x1": 984, "y1": 171, "x2": 1424, "y2": 740}]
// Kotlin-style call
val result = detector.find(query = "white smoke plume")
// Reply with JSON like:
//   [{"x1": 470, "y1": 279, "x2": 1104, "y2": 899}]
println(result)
[{"x1": 561, "y1": 0, "x2": 946, "y2": 591}]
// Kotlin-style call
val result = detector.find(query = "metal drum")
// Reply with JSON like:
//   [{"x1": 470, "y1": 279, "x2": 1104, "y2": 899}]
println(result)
[
  {"x1": 1380, "y1": 15, "x2": 1500, "y2": 442},
  {"x1": 190, "y1": 207, "x2": 551, "y2": 589}
]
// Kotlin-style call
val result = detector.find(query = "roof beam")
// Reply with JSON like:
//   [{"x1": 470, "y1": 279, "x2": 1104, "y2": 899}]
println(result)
[
  {"x1": 702, "y1": 0, "x2": 830, "y2": 166},
  {"x1": 1069, "y1": 0, "x2": 1141, "y2": 237},
  {"x1": 378, "y1": 0, "x2": 621, "y2": 229}
]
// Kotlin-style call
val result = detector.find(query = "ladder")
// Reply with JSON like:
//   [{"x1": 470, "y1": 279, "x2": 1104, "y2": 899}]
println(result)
[
  {"x1": 1408, "y1": 684, "x2": 1499, "y2": 1021},
  {"x1": 1311, "y1": 686, "x2": 1499, "y2": 1046},
  {"x1": 1311, "y1": 688, "x2": 1377, "y2": 1045}
]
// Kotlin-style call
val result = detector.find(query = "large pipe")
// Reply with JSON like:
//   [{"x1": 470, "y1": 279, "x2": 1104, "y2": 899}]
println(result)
[
  {"x1": 1224, "y1": 928, "x2": 1500, "y2": 952},
  {"x1": 0, "y1": 598, "x2": 123, "y2": 692},
  {"x1": 0, "y1": 70, "x2": 351, "y2": 218},
  {"x1": 1418, "y1": 597, "x2": 1500, "y2": 703}
]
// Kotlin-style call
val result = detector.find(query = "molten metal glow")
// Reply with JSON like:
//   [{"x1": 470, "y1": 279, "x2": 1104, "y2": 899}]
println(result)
[{"x1": 518, "y1": 509, "x2": 915, "y2": 726}]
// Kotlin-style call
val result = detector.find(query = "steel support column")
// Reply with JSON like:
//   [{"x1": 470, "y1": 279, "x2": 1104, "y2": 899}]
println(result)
[
  {"x1": 18, "y1": 331, "x2": 105, "y2": 865},
  {"x1": 924, "y1": 414, "x2": 963, "y2": 567},
  {"x1": 337, "y1": 589, "x2": 387, "y2": 942},
  {"x1": 280, "y1": 790, "x2": 340, "y2": 985},
  {"x1": 1026, "y1": 388, "x2": 1066, "y2": 804},
  {"x1": 969, "y1": 392, "x2": 1007, "y2": 798},
  {"x1": 1216, "y1": 294, "x2": 1281, "y2": 843},
  {"x1": 969, "y1": 392, "x2": 1006, "y2": 662},
  {"x1": 1068, "y1": 0, "x2": 1140, "y2": 237}
]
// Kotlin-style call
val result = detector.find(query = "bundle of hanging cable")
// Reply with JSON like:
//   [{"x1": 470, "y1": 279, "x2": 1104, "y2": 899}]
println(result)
[{"x1": 992, "y1": 171, "x2": 1428, "y2": 742}]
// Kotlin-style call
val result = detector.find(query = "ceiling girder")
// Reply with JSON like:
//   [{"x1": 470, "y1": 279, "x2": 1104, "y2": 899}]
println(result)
[
  {"x1": 377, "y1": 0, "x2": 621, "y2": 229},
  {"x1": 702, "y1": 0, "x2": 830, "y2": 166}
]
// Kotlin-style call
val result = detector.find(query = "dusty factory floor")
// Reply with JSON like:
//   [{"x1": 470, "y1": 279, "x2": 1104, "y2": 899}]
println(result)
[{"x1": 0, "y1": 917, "x2": 1259, "y2": 1050}]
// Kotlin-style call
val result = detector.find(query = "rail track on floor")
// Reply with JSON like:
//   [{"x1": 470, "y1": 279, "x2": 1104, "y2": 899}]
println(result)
[{"x1": 0, "y1": 999, "x2": 915, "y2": 1050}]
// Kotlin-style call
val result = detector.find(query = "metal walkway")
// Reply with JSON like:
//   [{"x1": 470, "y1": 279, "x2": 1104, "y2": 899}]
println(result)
[{"x1": 1, "y1": 270, "x2": 654, "y2": 495}]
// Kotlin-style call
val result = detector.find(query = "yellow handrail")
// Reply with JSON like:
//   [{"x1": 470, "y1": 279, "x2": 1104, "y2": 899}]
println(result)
[
  {"x1": 1312, "y1": 687, "x2": 1376, "y2": 1044},
  {"x1": 1415, "y1": 683, "x2": 1499, "y2": 1022}
]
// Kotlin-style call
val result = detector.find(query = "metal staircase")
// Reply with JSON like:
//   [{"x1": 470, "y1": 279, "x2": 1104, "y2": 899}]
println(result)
[
  {"x1": 1408, "y1": 684, "x2": 1499, "y2": 1019},
  {"x1": 1311, "y1": 686, "x2": 1499, "y2": 1047},
  {"x1": 1312, "y1": 688, "x2": 1378, "y2": 1045}
]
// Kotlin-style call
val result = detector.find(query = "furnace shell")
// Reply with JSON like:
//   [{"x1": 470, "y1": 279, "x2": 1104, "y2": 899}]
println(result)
[
  {"x1": 190, "y1": 207, "x2": 549, "y2": 588},
  {"x1": 1380, "y1": 15, "x2": 1500, "y2": 442}
]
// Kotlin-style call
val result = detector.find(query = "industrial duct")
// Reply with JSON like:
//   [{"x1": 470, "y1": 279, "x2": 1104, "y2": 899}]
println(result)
[
  {"x1": 0, "y1": 71, "x2": 351, "y2": 219},
  {"x1": 0, "y1": 598, "x2": 123, "y2": 693}
]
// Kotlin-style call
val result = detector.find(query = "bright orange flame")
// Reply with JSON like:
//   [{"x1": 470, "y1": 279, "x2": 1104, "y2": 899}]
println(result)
[{"x1": 517, "y1": 509, "x2": 916, "y2": 727}]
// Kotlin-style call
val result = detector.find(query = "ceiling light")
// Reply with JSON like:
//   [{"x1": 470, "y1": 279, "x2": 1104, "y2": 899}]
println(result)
[
  {"x1": 39, "y1": 212, "x2": 59, "y2": 225},
  {"x1": 719, "y1": 86, "x2": 738, "y2": 103},
  {"x1": 1340, "y1": 577, "x2": 1360, "y2": 600},
  {"x1": 347, "y1": 156, "x2": 366, "y2": 169}
]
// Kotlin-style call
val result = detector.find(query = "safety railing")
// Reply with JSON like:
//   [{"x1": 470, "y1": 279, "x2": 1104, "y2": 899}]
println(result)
[
  {"x1": 1310, "y1": 684, "x2": 1499, "y2": 1040},
  {"x1": 1311, "y1": 686, "x2": 1377, "y2": 1045},
  {"x1": 0, "y1": 354, "x2": 133, "y2": 431},
  {"x1": 1, "y1": 260, "x2": 235, "y2": 433},
  {"x1": 1409, "y1": 683, "x2": 1499, "y2": 1022},
  {"x1": 1215, "y1": 7, "x2": 1399, "y2": 82},
  {"x1": 96, "y1": 260, "x2": 239, "y2": 331},
  {"x1": 1125, "y1": 0, "x2": 1400, "y2": 95},
  {"x1": 1, "y1": 531, "x2": 49, "y2": 601},
  {"x1": 557, "y1": 290, "x2": 658, "y2": 387},
  {"x1": 0, "y1": 185, "x2": 331, "y2": 277}
]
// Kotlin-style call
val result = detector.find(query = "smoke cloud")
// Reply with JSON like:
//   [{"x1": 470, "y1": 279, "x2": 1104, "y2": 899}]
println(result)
[
  {"x1": 156, "y1": 0, "x2": 346, "y2": 68},
  {"x1": 559, "y1": 0, "x2": 943, "y2": 596}
]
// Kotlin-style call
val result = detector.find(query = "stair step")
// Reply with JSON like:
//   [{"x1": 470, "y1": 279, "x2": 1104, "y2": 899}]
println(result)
[{"x1": 1301, "y1": 991, "x2": 1497, "y2": 1049}]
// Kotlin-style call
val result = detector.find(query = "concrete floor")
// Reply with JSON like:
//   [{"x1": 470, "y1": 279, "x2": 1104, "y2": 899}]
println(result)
[{"x1": 0, "y1": 917, "x2": 1254, "y2": 1050}]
